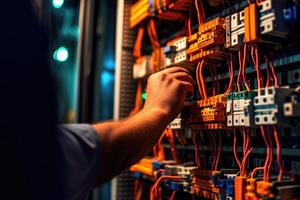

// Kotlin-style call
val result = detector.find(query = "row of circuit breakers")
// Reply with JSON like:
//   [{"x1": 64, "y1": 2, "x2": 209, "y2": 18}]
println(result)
[{"x1": 126, "y1": 0, "x2": 300, "y2": 200}]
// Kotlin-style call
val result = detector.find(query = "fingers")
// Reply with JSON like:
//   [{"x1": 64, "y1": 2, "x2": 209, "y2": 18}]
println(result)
[
  {"x1": 170, "y1": 72, "x2": 194, "y2": 86},
  {"x1": 163, "y1": 67, "x2": 191, "y2": 75},
  {"x1": 177, "y1": 81, "x2": 194, "y2": 97}
]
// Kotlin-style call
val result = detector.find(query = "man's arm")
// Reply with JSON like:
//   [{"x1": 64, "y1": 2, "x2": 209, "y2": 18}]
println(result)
[{"x1": 92, "y1": 67, "x2": 193, "y2": 185}]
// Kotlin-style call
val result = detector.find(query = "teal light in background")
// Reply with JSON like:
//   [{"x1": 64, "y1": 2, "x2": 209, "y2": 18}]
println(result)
[
  {"x1": 142, "y1": 92, "x2": 147, "y2": 100},
  {"x1": 52, "y1": 0, "x2": 64, "y2": 9},
  {"x1": 53, "y1": 47, "x2": 69, "y2": 62}
]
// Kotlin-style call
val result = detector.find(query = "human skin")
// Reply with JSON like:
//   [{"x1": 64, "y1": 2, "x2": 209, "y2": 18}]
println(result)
[{"x1": 92, "y1": 67, "x2": 194, "y2": 185}]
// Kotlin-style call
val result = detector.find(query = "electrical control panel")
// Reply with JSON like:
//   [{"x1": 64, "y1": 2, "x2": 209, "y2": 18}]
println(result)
[{"x1": 114, "y1": 0, "x2": 300, "y2": 199}]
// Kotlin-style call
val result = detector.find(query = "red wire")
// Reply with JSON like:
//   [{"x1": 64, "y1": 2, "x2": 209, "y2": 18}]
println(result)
[
  {"x1": 266, "y1": 127, "x2": 273, "y2": 181},
  {"x1": 225, "y1": 54, "x2": 234, "y2": 95},
  {"x1": 255, "y1": 45, "x2": 263, "y2": 89},
  {"x1": 265, "y1": 56, "x2": 271, "y2": 88},
  {"x1": 233, "y1": 129, "x2": 242, "y2": 170},
  {"x1": 150, "y1": 176, "x2": 181, "y2": 200},
  {"x1": 237, "y1": 47, "x2": 243, "y2": 92},
  {"x1": 242, "y1": 44, "x2": 251, "y2": 91},
  {"x1": 260, "y1": 126, "x2": 270, "y2": 180},
  {"x1": 270, "y1": 61, "x2": 279, "y2": 87},
  {"x1": 187, "y1": 11, "x2": 192, "y2": 37},
  {"x1": 273, "y1": 126, "x2": 283, "y2": 181},
  {"x1": 169, "y1": 191, "x2": 176, "y2": 200}
]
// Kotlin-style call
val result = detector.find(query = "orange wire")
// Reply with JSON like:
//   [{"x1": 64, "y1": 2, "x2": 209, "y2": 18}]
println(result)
[
  {"x1": 150, "y1": 176, "x2": 181, "y2": 200},
  {"x1": 196, "y1": 62, "x2": 204, "y2": 99},
  {"x1": 133, "y1": 27, "x2": 145, "y2": 58},
  {"x1": 166, "y1": 129, "x2": 180, "y2": 164},
  {"x1": 199, "y1": 60, "x2": 207, "y2": 99}
]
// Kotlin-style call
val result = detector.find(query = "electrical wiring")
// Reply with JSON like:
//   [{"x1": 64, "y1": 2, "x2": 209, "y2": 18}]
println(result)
[
  {"x1": 224, "y1": 54, "x2": 235, "y2": 95},
  {"x1": 133, "y1": 26, "x2": 145, "y2": 58},
  {"x1": 242, "y1": 44, "x2": 251, "y2": 91},
  {"x1": 187, "y1": 11, "x2": 192, "y2": 37},
  {"x1": 169, "y1": 191, "x2": 176, "y2": 200},
  {"x1": 270, "y1": 60, "x2": 279, "y2": 87},
  {"x1": 233, "y1": 129, "x2": 242, "y2": 170},
  {"x1": 153, "y1": 131, "x2": 166, "y2": 161},
  {"x1": 166, "y1": 129, "x2": 181, "y2": 164},
  {"x1": 260, "y1": 126, "x2": 270, "y2": 181},
  {"x1": 251, "y1": 44, "x2": 263, "y2": 89},
  {"x1": 237, "y1": 47, "x2": 243, "y2": 92},
  {"x1": 264, "y1": 56, "x2": 271, "y2": 88},
  {"x1": 198, "y1": 60, "x2": 208, "y2": 99},
  {"x1": 266, "y1": 127, "x2": 274, "y2": 181},
  {"x1": 196, "y1": 62, "x2": 205, "y2": 99},
  {"x1": 273, "y1": 126, "x2": 283, "y2": 181},
  {"x1": 209, "y1": 65, "x2": 217, "y2": 96},
  {"x1": 150, "y1": 176, "x2": 182, "y2": 200},
  {"x1": 238, "y1": 44, "x2": 250, "y2": 91}
]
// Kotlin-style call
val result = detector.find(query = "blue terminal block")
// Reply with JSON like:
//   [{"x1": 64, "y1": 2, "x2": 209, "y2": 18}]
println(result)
[
  {"x1": 283, "y1": 6, "x2": 298, "y2": 22},
  {"x1": 132, "y1": 172, "x2": 143, "y2": 179},
  {"x1": 164, "y1": 180, "x2": 183, "y2": 192},
  {"x1": 163, "y1": 46, "x2": 176, "y2": 56},
  {"x1": 152, "y1": 161, "x2": 164, "y2": 171}
]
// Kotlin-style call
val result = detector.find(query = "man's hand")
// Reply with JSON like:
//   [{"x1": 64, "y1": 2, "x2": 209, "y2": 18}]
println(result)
[
  {"x1": 92, "y1": 67, "x2": 194, "y2": 185},
  {"x1": 143, "y1": 67, "x2": 194, "y2": 124}
]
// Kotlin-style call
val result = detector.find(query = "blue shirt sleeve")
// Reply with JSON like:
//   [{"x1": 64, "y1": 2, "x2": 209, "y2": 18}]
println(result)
[{"x1": 57, "y1": 124, "x2": 101, "y2": 200}]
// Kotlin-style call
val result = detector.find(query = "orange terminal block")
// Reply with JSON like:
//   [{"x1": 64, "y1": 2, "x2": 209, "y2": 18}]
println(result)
[
  {"x1": 256, "y1": 181, "x2": 273, "y2": 198},
  {"x1": 129, "y1": 158, "x2": 154, "y2": 177},
  {"x1": 235, "y1": 176, "x2": 247, "y2": 200},
  {"x1": 244, "y1": 4, "x2": 258, "y2": 42},
  {"x1": 245, "y1": 178, "x2": 259, "y2": 200}
]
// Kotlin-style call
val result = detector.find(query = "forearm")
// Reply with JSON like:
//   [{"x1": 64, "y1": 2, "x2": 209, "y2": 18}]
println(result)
[{"x1": 92, "y1": 108, "x2": 169, "y2": 184}]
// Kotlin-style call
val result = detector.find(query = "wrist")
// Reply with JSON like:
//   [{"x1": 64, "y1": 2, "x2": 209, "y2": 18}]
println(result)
[{"x1": 139, "y1": 107, "x2": 171, "y2": 127}]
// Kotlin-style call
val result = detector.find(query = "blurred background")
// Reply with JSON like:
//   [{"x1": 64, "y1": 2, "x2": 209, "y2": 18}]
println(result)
[{"x1": 49, "y1": 0, "x2": 116, "y2": 199}]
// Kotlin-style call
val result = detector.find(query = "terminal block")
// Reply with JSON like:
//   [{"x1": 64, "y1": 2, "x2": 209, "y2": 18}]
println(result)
[
  {"x1": 235, "y1": 176, "x2": 247, "y2": 200},
  {"x1": 212, "y1": 169, "x2": 239, "y2": 199},
  {"x1": 186, "y1": 18, "x2": 226, "y2": 62},
  {"x1": 130, "y1": 0, "x2": 193, "y2": 28},
  {"x1": 225, "y1": 0, "x2": 288, "y2": 48},
  {"x1": 182, "y1": 95, "x2": 227, "y2": 130},
  {"x1": 130, "y1": 158, "x2": 154, "y2": 177},
  {"x1": 226, "y1": 91, "x2": 256, "y2": 127},
  {"x1": 253, "y1": 87, "x2": 293, "y2": 126},
  {"x1": 191, "y1": 170, "x2": 226, "y2": 199},
  {"x1": 133, "y1": 56, "x2": 153, "y2": 79},
  {"x1": 284, "y1": 92, "x2": 300, "y2": 118},
  {"x1": 164, "y1": 37, "x2": 191, "y2": 68},
  {"x1": 168, "y1": 115, "x2": 184, "y2": 129}
]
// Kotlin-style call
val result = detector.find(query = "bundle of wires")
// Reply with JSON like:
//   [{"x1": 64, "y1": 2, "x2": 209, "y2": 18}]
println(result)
[{"x1": 150, "y1": 175, "x2": 182, "y2": 200}]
